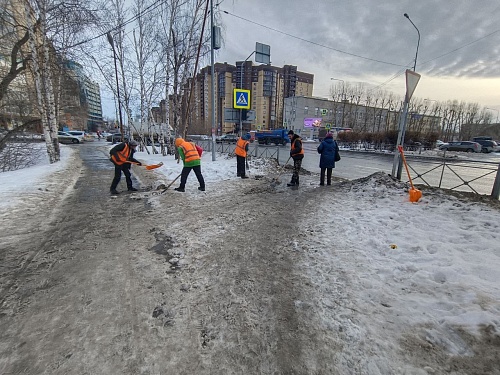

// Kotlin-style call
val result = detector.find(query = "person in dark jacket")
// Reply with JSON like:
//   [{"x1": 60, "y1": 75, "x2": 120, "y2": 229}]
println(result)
[
  {"x1": 287, "y1": 130, "x2": 304, "y2": 187},
  {"x1": 109, "y1": 139, "x2": 141, "y2": 194},
  {"x1": 317, "y1": 132, "x2": 339, "y2": 186}
]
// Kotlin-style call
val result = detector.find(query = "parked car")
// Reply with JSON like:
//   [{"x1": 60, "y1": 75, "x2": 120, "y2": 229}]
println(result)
[
  {"x1": 439, "y1": 141, "x2": 482, "y2": 153},
  {"x1": 435, "y1": 140, "x2": 447, "y2": 147},
  {"x1": 216, "y1": 134, "x2": 238, "y2": 143},
  {"x1": 66, "y1": 130, "x2": 86, "y2": 143},
  {"x1": 57, "y1": 131, "x2": 81, "y2": 144},
  {"x1": 474, "y1": 139, "x2": 498, "y2": 153}
]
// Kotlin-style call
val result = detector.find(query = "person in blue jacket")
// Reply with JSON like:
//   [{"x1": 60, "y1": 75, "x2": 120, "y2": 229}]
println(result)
[{"x1": 317, "y1": 132, "x2": 339, "y2": 186}]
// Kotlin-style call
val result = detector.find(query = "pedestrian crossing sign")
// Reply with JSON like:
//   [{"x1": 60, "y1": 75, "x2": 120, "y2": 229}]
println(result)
[{"x1": 233, "y1": 89, "x2": 251, "y2": 109}]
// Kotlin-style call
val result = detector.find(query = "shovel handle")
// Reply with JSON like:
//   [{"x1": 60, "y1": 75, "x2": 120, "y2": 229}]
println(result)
[{"x1": 397, "y1": 145, "x2": 415, "y2": 189}]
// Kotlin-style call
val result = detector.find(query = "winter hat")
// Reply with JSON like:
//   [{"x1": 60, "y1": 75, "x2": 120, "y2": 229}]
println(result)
[
  {"x1": 175, "y1": 138, "x2": 184, "y2": 147},
  {"x1": 288, "y1": 130, "x2": 294, "y2": 135},
  {"x1": 129, "y1": 140, "x2": 138, "y2": 146},
  {"x1": 243, "y1": 133, "x2": 251, "y2": 140},
  {"x1": 325, "y1": 132, "x2": 333, "y2": 139}
]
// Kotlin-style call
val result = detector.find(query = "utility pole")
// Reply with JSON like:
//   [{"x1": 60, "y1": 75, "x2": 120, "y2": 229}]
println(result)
[{"x1": 210, "y1": 0, "x2": 216, "y2": 161}]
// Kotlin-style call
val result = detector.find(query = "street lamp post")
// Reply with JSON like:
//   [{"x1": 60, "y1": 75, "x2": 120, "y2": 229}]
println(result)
[
  {"x1": 107, "y1": 32, "x2": 124, "y2": 142},
  {"x1": 392, "y1": 14, "x2": 421, "y2": 180},
  {"x1": 239, "y1": 52, "x2": 255, "y2": 137},
  {"x1": 106, "y1": 32, "x2": 124, "y2": 141},
  {"x1": 331, "y1": 78, "x2": 345, "y2": 128},
  {"x1": 486, "y1": 107, "x2": 499, "y2": 123},
  {"x1": 404, "y1": 13, "x2": 420, "y2": 71}
]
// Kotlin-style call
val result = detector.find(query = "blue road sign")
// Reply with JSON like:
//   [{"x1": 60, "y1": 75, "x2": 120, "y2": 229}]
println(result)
[{"x1": 233, "y1": 89, "x2": 251, "y2": 109}]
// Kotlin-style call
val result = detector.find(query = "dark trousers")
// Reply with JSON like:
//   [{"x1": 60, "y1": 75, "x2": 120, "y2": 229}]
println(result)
[
  {"x1": 291, "y1": 158, "x2": 302, "y2": 183},
  {"x1": 111, "y1": 164, "x2": 133, "y2": 190},
  {"x1": 236, "y1": 155, "x2": 246, "y2": 177},
  {"x1": 320, "y1": 168, "x2": 333, "y2": 185},
  {"x1": 179, "y1": 165, "x2": 205, "y2": 188}
]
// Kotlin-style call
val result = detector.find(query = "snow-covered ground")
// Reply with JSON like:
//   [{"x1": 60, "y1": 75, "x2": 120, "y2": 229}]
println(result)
[{"x1": 1, "y1": 142, "x2": 499, "y2": 372}]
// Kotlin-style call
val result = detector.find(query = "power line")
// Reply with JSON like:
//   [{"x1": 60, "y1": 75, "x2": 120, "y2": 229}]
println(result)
[
  {"x1": 221, "y1": 9, "x2": 407, "y2": 68},
  {"x1": 419, "y1": 28, "x2": 500, "y2": 66}
]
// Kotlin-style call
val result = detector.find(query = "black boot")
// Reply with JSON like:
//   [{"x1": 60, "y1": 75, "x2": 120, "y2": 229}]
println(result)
[
  {"x1": 174, "y1": 187, "x2": 185, "y2": 192},
  {"x1": 287, "y1": 177, "x2": 297, "y2": 187}
]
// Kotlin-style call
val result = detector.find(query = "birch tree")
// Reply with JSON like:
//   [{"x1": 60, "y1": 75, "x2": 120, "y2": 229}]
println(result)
[
  {"x1": 159, "y1": 0, "x2": 208, "y2": 140},
  {"x1": 131, "y1": 0, "x2": 164, "y2": 154}
]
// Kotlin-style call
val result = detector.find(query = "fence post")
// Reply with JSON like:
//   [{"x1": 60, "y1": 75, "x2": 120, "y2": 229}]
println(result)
[
  {"x1": 277, "y1": 145, "x2": 280, "y2": 164},
  {"x1": 491, "y1": 163, "x2": 500, "y2": 200}
]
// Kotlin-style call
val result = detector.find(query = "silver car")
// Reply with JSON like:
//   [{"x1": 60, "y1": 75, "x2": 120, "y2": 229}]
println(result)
[
  {"x1": 439, "y1": 141, "x2": 482, "y2": 153},
  {"x1": 57, "y1": 131, "x2": 81, "y2": 144}
]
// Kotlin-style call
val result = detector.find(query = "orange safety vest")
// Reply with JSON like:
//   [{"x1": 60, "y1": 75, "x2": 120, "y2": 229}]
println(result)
[
  {"x1": 235, "y1": 138, "x2": 249, "y2": 157},
  {"x1": 111, "y1": 143, "x2": 131, "y2": 165},
  {"x1": 180, "y1": 141, "x2": 201, "y2": 163},
  {"x1": 291, "y1": 138, "x2": 304, "y2": 156}
]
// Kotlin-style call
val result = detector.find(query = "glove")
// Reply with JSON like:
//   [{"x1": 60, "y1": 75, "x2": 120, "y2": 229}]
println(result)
[{"x1": 136, "y1": 162, "x2": 142, "y2": 166}]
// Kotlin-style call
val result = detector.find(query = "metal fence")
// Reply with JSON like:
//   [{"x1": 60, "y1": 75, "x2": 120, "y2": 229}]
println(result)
[
  {"x1": 196, "y1": 140, "x2": 500, "y2": 199},
  {"x1": 404, "y1": 154, "x2": 500, "y2": 199},
  {"x1": 196, "y1": 140, "x2": 288, "y2": 164}
]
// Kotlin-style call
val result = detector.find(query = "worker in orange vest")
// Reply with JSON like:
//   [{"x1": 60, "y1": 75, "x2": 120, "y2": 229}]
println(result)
[
  {"x1": 287, "y1": 130, "x2": 304, "y2": 187},
  {"x1": 109, "y1": 139, "x2": 141, "y2": 194},
  {"x1": 173, "y1": 138, "x2": 205, "y2": 192},
  {"x1": 235, "y1": 133, "x2": 251, "y2": 179}
]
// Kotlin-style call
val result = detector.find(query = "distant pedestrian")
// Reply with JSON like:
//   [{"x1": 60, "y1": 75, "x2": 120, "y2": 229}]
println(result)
[
  {"x1": 317, "y1": 132, "x2": 339, "y2": 186},
  {"x1": 174, "y1": 137, "x2": 205, "y2": 192},
  {"x1": 287, "y1": 130, "x2": 304, "y2": 187},
  {"x1": 109, "y1": 139, "x2": 141, "y2": 194},
  {"x1": 235, "y1": 133, "x2": 250, "y2": 179}
]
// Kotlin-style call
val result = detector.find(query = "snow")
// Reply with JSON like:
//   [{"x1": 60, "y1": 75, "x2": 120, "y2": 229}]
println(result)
[
  {"x1": 1, "y1": 142, "x2": 499, "y2": 370},
  {"x1": 0, "y1": 144, "x2": 76, "y2": 210}
]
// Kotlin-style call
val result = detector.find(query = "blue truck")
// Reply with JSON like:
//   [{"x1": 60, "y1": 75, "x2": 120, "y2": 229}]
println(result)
[{"x1": 255, "y1": 129, "x2": 290, "y2": 146}]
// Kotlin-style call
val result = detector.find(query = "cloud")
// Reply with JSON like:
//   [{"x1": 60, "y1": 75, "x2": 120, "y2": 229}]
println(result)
[{"x1": 218, "y1": 0, "x2": 500, "y2": 79}]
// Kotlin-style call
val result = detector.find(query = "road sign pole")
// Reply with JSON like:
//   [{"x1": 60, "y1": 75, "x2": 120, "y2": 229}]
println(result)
[
  {"x1": 391, "y1": 100, "x2": 409, "y2": 178},
  {"x1": 391, "y1": 70, "x2": 420, "y2": 179}
]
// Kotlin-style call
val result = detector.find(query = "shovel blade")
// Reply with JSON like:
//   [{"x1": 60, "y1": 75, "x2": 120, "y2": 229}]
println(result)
[
  {"x1": 409, "y1": 188, "x2": 422, "y2": 203},
  {"x1": 145, "y1": 162, "x2": 163, "y2": 170}
]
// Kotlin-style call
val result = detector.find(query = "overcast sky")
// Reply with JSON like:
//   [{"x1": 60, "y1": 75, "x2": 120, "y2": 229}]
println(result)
[{"x1": 215, "y1": 0, "x2": 500, "y2": 110}]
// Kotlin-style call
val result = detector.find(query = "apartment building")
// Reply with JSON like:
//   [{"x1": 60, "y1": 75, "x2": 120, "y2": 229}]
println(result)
[
  {"x1": 64, "y1": 60, "x2": 103, "y2": 131},
  {"x1": 173, "y1": 62, "x2": 313, "y2": 135}
]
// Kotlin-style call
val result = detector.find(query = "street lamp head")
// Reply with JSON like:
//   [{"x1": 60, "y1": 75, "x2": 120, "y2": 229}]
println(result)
[{"x1": 403, "y1": 13, "x2": 420, "y2": 72}]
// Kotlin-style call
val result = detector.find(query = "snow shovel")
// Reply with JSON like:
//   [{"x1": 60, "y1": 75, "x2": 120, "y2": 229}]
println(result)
[
  {"x1": 271, "y1": 156, "x2": 291, "y2": 186},
  {"x1": 151, "y1": 173, "x2": 182, "y2": 196},
  {"x1": 125, "y1": 161, "x2": 164, "y2": 170},
  {"x1": 162, "y1": 173, "x2": 182, "y2": 192},
  {"x1": 398, "y1": 145, "x2": 422, "y2": 203}
]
